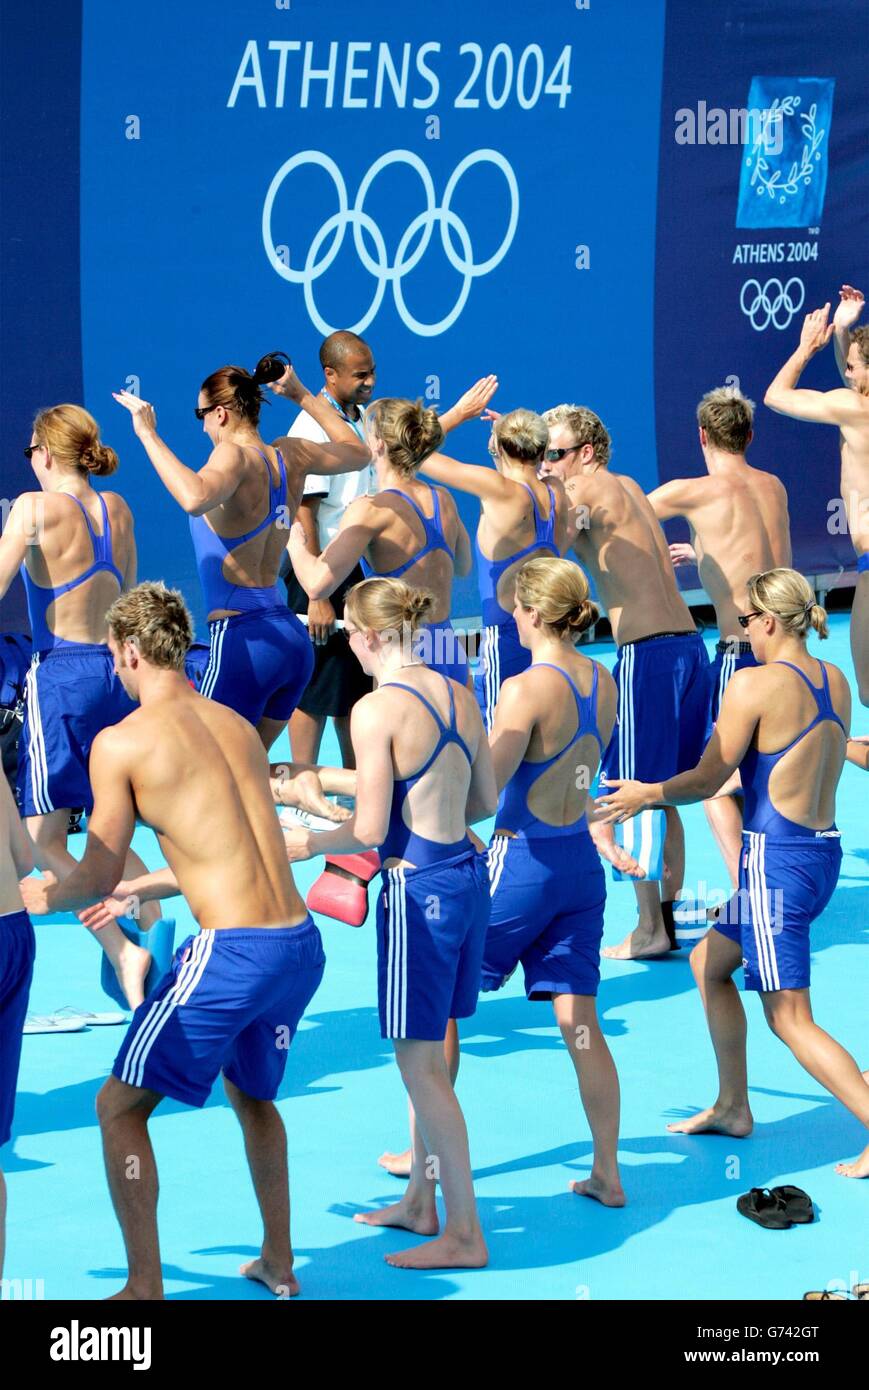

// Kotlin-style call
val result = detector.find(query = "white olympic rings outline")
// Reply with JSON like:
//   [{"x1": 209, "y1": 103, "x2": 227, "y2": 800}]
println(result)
[
  {"x1": 739, "y1": 276, "x2": 806, "y2": 332},
  {"x1": 262, "y1": 149, "x2": 520, "y2": 337}
]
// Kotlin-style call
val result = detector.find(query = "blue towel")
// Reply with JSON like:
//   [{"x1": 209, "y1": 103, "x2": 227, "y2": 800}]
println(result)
[
  {"x1": 100, "y1": 917, "x2": 176, "y2": 1010},
  {"x1": 611, "y1": 809, "x2": 665, "y2": 882}
]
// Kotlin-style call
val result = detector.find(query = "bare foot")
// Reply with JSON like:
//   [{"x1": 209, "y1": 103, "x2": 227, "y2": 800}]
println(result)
[
  {"x1": 378, "y1": 1148, "x2": 412, "y2": 1178},
  {"x1": 602, "y1": 925, "x2": 673, "y2": 960},
  {"x1": 241, "y1": 1255, "x2": 300, "y2": 1297},
  {"x1": 106, "y1": 1285, "x2": 163, "y2": 1300},
  {"x1": 667, "y1": 1104, "x2": 753, "y2": 1137},
  {"x1": 114, "y1": 939, "x2": 152, "y2": 1010},
  {"x1": 834, "y1": 1142, "x2": 869, "y2": 1179},
  {"x1": 385, "y1": 1230, "x2": 488, "y2": 1270},
  {"x1": 569, "y1": 1176, "x2": 626, "y2": 1207},
  {"x1": 354, "y1": 1196, "x2": 438, "y2": 1236}
]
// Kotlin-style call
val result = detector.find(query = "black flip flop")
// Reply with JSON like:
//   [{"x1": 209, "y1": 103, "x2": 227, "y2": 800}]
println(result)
[
  {"x1": 770, "y1": 1185, "x2": 814, "y2": 1224},
  {"x1": 737, "y1": 1187, "x2": 793, "y2": 1229}
]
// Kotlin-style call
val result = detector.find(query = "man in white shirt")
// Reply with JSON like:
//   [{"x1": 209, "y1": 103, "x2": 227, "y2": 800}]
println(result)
[{"x1": 282, "y1": 331, "x2": 377, "y2": 766}]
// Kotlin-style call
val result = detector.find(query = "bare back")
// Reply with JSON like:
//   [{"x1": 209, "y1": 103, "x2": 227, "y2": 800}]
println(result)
[
  {"x1": 375, "y1": 667, "x2": 483, "y2": 864},
  {"x1": 662, "y1": 466, "x2": 791, "y2": 638},
  {"x1": 568, "y1": 470, "x2": 694, "y2": 645},
  {"x1": 201, "y1": 444, "x2": 293, "y2": 605},
  {"x1": 22, "y1": 490, "x2": 134, "y2": 644},
  {"x1": 116, "y1": 687, "x2": 306, "y2": 930},
  {"x1": 477, "y1": 475, "x2": 569, "y2": 615},
  {"x1": 838, "y1": 400, "x2": 869, "y2": 555},
  {"x1": 502, "y1": 655, "x2": 617, "y2": 829},
  {"x1": 748, "y1": 657, "x2": 849, "y2": 829},
  {"x1": 365, "y1": 482, "x2": 461, "y2": 622}
]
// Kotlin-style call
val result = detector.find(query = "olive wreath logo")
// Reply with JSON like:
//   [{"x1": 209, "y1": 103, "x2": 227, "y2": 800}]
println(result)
[{"x1": 745, "y1": 97, "x2": 825, "y2": 207}]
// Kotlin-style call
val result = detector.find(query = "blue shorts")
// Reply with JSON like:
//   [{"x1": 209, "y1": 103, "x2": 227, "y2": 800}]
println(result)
[
  {"x1": 483, "y1": 831, "x2": 606, "y2": 998},
  {"x1": 706, "y1": 640, "x2": 758, "y2": 742},
  {"x1": 412, "y1": 619, "x2": 469, "y2": 687},
  {"x1": 377, "y1": 847, "x2": 490, "y2": 1041},
  {"x1": 474, "y1": 620, "x2": 530, "y2": 732},
  {"x1": 201, "y1": 606, "x2": 314, "y2": 725},
  {"x1": 0, "y1": 910, "x2": 36, "y2": 1147},
  {"x1": 113, "y1": 918, "x2": 325, "y2": 1105},
  {"x1": 713, "y1": 830, "x2": 842, "y2": 992},
  {"x1": 18, "y1": 645, "x2": 134, "y2": 816},
  {"x1": 601, "y1": 631, "x2": 709, "y2": 783}
]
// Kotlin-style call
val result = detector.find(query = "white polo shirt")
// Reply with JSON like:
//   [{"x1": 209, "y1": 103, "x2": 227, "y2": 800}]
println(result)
[{"x1": 288, "y1": 395, "x2": 375, "y2": 547}]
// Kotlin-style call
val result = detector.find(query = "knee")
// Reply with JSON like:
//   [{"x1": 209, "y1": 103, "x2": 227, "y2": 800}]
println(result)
[
  {"x1": 858, "y1": 676, "x2": 869, "y2": 709},
  {"x1": 763, "y1": 1001, "x2": 797, "y2": 1042},
  {"x1": 96, "y1": 1077, "x2": 129, "y2": 1128}
]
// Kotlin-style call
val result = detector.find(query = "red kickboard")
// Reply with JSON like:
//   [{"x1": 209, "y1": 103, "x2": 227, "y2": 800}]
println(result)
[{"x1": 306, "y1": 851, "x2": 381, "y2": 927}]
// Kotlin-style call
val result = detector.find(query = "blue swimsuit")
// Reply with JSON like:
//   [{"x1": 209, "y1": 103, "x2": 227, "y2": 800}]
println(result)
[
  {"x1": 374, "y1": 674, "x2": 490, "y2": 1041},
  {"x1": 483, "y1": 663, "x2": 608, "y2": 999},
  {"x1": 715, "y1": 660, "x2": 845, "y2": 993},
  {"x1": 189, "y1": 449, "x2": 313, "y2": 725},
  {"x1": 474, "y1": 482, "x2": 558, "y2": 731},
  {"x1": 360, "y1": 486, "x2": 468, "y2": 686},
  {"x1": 18, "y1": 491, "x2": 133, "y2": 816}
]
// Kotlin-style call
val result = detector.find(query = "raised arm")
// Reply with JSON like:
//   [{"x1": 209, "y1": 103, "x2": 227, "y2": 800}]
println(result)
[
  {"x1": 288, "y1": 496, "x2": 378, "y2": 599},
  {"x1": 764, "y1": 305, "x2": 862, "y2": 425},
  {"x1": 647, "y1": 476, "x2": 701, "y2": 523},
  {"x1": 113, "y1": 392, "x2": 245, "y2": 515},
  {"x1": 420, "y1": 449, "x2": 513, "y2": 502},
  {"x1": 832, "y1": 285, "x2": 864, "y2": 385},
  {"x1": 437, "y1": 375, "x2": 499, "y2": 436},
  {"x1": 269, "y1": 363, "x2": 370, "y2": 469}
]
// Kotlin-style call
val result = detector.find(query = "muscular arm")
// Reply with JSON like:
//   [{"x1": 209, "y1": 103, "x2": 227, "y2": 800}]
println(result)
[
  {"x1": 293, "y1": 498, "x2": 336, "y2": 642},
  {"x1": 465, "y1": 714, "x2": 499, "y2": 824},
  {"x1": 40, "y1": 727, "x2": 137, "y2": 909},
  {"x1": 453, "y1": 512, "x2": 472, "y2": 579},
  {"x1": 764, "y1": 306, "x2": 860, "y2": 425},
  {"x1": 647, "y1": 477, "x2": 702, "y2": 523},
  {"x1": 288, "y1": 497, "x2": 377, "y2": 599},
  {"x1": 419, "y1": 451, "x2": 511, "y2": 502}
]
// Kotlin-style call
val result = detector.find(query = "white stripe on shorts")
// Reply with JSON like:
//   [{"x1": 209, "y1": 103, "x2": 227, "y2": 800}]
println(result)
[{"x1": 121, "y1": 931, "x2": 215, "y2": 1088}]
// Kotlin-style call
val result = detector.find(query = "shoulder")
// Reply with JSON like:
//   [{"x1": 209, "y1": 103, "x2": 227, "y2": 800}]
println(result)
[{"x1": 205, "y1": 440, "x2": 247, "y2": 471}]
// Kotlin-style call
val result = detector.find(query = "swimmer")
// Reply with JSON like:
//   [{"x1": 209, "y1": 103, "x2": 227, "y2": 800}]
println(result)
[
  {"x1": 420, "y1": 401, "x2": 569, "y2": 730},
  {"x1": 284, "y1": 577, "x2": 497, "y2": 1269},
  {"x1": 0, "y1": 404, "x2": 164, "y2": 1007},
  {"x1": 543, "y1": 404, "x2": 709, "y2": 957},
  {"x1": 482, "y1": 557, "x2": 625, "y2": 1206},
  {"x1": 114, "y1": 354, "x2": 369, "y2": 747},
  {"x1": 598, "y1": 569, "x2": 869, "y2": 1179},
  {"x1": 765, "y1": 293, "x2": 869, "y2": 705},
  {"x1": 21, "y1": 583, "x2": 326, "y2": 1298},
  {"x1": 288, "y1": 398, "x2": 473, "y2": 687},
  {"x1": 649, "y1": 385, "x2": 791, "y2": 887}
]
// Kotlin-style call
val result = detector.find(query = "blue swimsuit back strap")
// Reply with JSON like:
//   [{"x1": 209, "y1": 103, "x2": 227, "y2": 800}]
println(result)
[
  {"x1": 770, "y1": 661, "x2": 847, "y2": 753},
  {"x1": 221, "y1": 449, "x2": 286, "y2": 549},
  {"x1": 385, "y1": 678, "x2": 473, "y2": 781},
  {"x1": 362, "y1": 486, "x2": 454, "y2": 580},
  {"x1": 530, "y1": 662, "x2": 604, "y2": 761},
  {"x1": 52, "y1": 494, "x2": 124, "y2": 595}
]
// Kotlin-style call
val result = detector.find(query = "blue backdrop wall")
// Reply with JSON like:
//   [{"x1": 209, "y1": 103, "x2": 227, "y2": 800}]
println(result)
[{"x1": 2, "y1": 0, "x2": 867, "y2": 635}]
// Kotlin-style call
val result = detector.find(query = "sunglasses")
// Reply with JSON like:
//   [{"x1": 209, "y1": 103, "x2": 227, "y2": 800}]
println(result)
[
  {"x1": 544, "y1": 445, "x2": 582, "y2": 463},
  {"x1": 23, "y1": 444, "x2": 44, "y2": 459},
  {"x1": 194, "y1": 403, "x2": 220, "y2": 421},
  {"x1": 737, "y1": 611, "x2": 763, "y2": 629}
]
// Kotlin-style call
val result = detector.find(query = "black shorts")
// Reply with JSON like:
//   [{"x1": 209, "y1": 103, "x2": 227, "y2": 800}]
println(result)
[{"x1": 284, "y1": 563, "x2": 373, "y2": 718}]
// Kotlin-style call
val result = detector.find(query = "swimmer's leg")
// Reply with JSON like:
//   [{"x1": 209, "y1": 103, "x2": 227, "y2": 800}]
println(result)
[
  {"x1": 96, "y1": 1077, "x2": 164, "y2": 1300},
  {"x1": 289, "y1": 707, "x2": 326, "y2": 764},
  {"x1": 379, "y1": 1019, "x2": 460, "y2": 1177},
  {"x1": 256, "y1": 716, "x2": 288, "y2": 753},
  {"x1": 667, "y1": 929, "x2": 753, "y2": 1136},
  {"x1": 553, "y1": 993, "x2": 625, "y2": 1206},
  {"x1": 375, "y1": 1039, "x2": 486, "y2": 1269},
  {"x1": 760, "y1": 989, "x2": 869, "y2": 1178},
  {"x1": 27, "y1": 809, "x2": 151, "y2": 1007},
  {"x1": 703, "y1": 777, "x2": 744, "y2": 891},
  {"x1": 851, "y1": 570, "x2": 869, "y2": 707},
  {"x1": 603, "y1": 878, "x2": 671, "y2": 959},
  {"x1": 223, "y1": 1076, "x2": 299, "y2": 1296}
]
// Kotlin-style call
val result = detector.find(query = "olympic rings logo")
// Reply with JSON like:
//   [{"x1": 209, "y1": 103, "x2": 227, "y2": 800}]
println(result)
[
  {"x1": 262, "y1": 149, "x2": 520, "y2": 338},
  {"x1": 739, "y1": 276, "x2": 806, "y2": 331}
]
